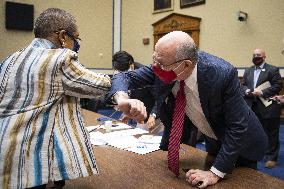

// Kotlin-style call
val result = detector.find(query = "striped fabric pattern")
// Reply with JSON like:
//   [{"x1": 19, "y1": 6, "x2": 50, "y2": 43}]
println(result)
[
  {"x1": 168, "y1": 81, "x2": 186, "y2": 177},
  {"x1": 0, "y1": 38, "x2": 111, "y2": 189}
]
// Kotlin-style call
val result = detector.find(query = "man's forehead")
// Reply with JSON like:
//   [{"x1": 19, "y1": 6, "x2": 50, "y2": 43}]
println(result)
[{"x1": 253, "y1": 49, "x2": 264, "y2": 55}]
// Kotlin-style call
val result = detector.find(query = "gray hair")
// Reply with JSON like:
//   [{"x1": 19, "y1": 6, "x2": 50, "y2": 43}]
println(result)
[
  {"x1": 176, "y1": 42, "x2": 198, "y2": 65},
  {"x1": 34, "y1": 8, "x2": 77, "y2": 38}
]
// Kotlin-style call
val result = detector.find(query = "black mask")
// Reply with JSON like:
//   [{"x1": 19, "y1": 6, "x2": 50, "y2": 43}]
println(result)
[
  {"x1": 66, "y1": 31, "x2": 81, "y2": 53},
  {"x1": 252, "y1": 57, "x2": 263, "y2": 66},
  {"x1": 73, "y1": 39, "x2": 80, "y2": 53}
]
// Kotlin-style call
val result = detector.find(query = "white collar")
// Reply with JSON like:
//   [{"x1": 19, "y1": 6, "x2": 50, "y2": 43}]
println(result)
[{"x1": 184, "y1": 65, "x2": 197, "y2": 90}]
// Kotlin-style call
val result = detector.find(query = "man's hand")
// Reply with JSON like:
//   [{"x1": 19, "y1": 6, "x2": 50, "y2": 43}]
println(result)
[
  {"x1": 245, "y1": 89, "x2": 253, "y2": 97},
  {"x1": 117, "y1": 99, "x2": 147, "y2": 123},
  {"x1": 186, "y1": 169, "x2": 220, "y2": 188},
  {"x1": 269, "y1": 95, "x2": 284, "y2": 105},
  {"x1": 251, "y1": 88, "x2": 262, "y2": 97},
  {"x1": 146, "y1": 115, "x2": 156, "y2": 130}
]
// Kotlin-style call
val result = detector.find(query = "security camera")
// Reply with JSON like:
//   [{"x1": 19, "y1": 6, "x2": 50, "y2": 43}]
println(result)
[{"x1": 236, "y1": 11, "x2": 248, "y2": 21}]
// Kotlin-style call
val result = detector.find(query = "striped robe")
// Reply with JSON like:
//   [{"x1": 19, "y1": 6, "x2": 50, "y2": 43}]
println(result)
[{"x1": 0, "y1": 38, "x2": 110, "y2": 189}]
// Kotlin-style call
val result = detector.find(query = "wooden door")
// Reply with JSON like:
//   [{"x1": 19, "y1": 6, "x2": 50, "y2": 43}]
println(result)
[{"x1": 152, "y1": 13, "x2": 201, "y2": 47}]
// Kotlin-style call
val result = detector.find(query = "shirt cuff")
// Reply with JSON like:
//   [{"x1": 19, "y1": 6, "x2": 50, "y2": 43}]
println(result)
[
  {"x1": 112, "y1": 91, "x2": 129, "y2": 104},
  {"x1": 150, "y1": 113, "x2": 157, "y2": 118},
  {"x1": 210, "y1": 166, "x2": 226, "y2": 178}
]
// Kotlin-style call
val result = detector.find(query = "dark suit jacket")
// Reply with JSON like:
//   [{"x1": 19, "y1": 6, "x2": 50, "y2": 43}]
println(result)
[
  {"x1": 242, "y1": 63, "x2": 282, "y2": 119},
  {"x1": 107, "y1": 51, "x2": 268, "y2": 173},
  {"x1": 129, "y1": 86, "x2": 156, "y2": 119}
]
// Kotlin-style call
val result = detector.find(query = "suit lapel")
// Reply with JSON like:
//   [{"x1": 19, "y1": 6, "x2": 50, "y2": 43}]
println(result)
[
  {"x1": 197, "y1": 62, "x2": 210, "y2": 122},
  {"x1": 247, "y1": 67, "x2": 255, "y2": 89}
]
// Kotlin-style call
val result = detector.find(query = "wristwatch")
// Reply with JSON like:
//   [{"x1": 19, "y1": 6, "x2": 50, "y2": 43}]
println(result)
[{"x1": 150, "y1": 113, "x2": 156, "y2": 118}]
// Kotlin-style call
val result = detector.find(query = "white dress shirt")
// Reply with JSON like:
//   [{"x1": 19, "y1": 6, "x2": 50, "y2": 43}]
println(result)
[
  {"x1": 253, "y1": 62, "x2": 265, "y2": 89},
  {"x1": 172, "y1": 66, "x2": 225, "y2": 178}
]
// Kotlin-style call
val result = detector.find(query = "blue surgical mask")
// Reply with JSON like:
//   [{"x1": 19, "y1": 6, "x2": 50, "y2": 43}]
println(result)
[
  {"x1": 73, "y1": 38, "x2": 80, "y2": 53},
  {"x1": 66, "y1": 31, "x2": 81, "y2": 53}
]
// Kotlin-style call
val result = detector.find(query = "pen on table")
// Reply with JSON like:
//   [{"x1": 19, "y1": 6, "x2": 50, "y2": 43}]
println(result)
[{"x1": 88, "y1": 125, "x2": 102, "y2": 133}]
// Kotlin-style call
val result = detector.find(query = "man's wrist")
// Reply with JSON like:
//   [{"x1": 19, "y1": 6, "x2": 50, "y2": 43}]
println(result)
[
  {"x1": 113, "y1": 91, "x2": 129, "y2": 104},
  {"x1": 245, "y1": 89, "x2": 251, "y2": 95},
  {"x1": 150, "y1": 113, "x2": 156, "y2": 119},
  {"x1": 210, "y1": 166, "x2": 226, "y2": 178}
]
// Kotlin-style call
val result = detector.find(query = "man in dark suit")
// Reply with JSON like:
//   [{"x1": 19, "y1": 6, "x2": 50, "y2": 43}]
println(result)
[
  {"x1": 109, "y1": 31, "x2": 268, "y2": 188},
  {"x1": 242, "y1": 49, "x2": 282, "y2": 168}
]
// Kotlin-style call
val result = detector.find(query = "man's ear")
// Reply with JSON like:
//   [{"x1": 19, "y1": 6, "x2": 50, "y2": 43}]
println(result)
[
  {"x1": 185, "y1": 60, "x2": 193, "y2": 68},
  {"x1": 129, "y1": 64, "x2": 135, "y2": 70}
]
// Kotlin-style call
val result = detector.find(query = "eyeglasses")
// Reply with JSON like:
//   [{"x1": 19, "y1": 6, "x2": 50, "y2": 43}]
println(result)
[
  {"x1": 55, "y1": 30, "x2": 82, "y2": 42},
  {"x1": 153, "y1": 57, "x2": 191, "y2": 70}
]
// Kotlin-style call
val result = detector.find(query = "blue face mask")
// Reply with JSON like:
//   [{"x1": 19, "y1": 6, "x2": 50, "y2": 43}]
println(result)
[
  {"x1": 73, "y1": 38, "x2": 80, "y2": 53},
  {"x1": 66, "y1": 31, "x2": 81, "y2": 53}
]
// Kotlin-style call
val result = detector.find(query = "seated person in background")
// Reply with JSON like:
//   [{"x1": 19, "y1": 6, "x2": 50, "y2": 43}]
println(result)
[
  {"x1": 113, "y1": 50, "x2": 144, "y2": 73},
  {"x1": 0, "y1": 8, "x2": 110, "y2": 189},
  {"x1": 112, "y1": 51, "x2": 160, "y2": 132}
]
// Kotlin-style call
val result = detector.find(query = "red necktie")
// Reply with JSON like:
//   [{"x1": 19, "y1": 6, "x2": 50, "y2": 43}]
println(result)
[{"x1": 168, "y1": 80, "x2": 186, "y2": 177}]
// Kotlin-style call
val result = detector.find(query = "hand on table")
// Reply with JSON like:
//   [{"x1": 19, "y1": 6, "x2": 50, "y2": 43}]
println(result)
[
  {"x1": 146, "y1": 115, "x2": 156, "y2": 130},
  {"x1": 185, "y1": 169, "x2": 220, "y2": 188}
]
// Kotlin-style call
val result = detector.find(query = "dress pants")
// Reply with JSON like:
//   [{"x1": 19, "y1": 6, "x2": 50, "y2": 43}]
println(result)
[{"x1": 252, "y1": 105, "x2": 280, "y2": 162}]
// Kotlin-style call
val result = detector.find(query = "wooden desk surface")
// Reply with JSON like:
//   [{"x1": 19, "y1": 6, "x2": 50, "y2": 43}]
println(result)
[{"x1": 64, "y1": 109, "x2": 284, "y2": 189}]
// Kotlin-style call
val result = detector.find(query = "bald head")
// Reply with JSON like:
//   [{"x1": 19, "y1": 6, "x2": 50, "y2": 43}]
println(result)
[
  {"x1": 155, "y1": 31, "x2": 194, "y2": 49},
  {"x1": 154, "y1": 31, "x2": 198, "y2": 66},
  {"x1": 253, "y1": 49, "x2": 266, "y2": 58},
  {"x1": 252, "y1": 48, "x2": 266, "y2": 66}
]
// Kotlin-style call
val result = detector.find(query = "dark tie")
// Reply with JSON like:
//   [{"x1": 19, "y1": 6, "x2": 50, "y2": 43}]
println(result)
[
  {"x1": 168, "y1": 80, "x2": 186, "y2": 176},
  {"x1": 255, "y1": 66, "x2": 261, "y2": 70}
]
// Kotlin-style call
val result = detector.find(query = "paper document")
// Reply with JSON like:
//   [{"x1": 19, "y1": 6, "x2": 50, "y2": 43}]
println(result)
[
  {"x1": 137, "y1": 135, "x2": 162, "y2": 144},
  {"x1": 107, "y1": 136, "x2": 161, "y2": 155},
  {"x1": 88, "y1": 128, "x2": 161, "y2": 154},
  {"x1": 89, "y1": 131, "x2": 108, "y2": 146},
  {"x1": 86, "y1": 125, "x2": 103, "y2": 132},
  {"x1": 125, "y1": 143, "x2": 160, "y2": 155},
  {"x1": 103, "y1": 128, "x2": 149, "y2": 140},
  {"x1": 109, "y1": 122, "x2": 132, "y2": 131},
  {"x1": 255, "y1": 81, "x2": 272, "y2": 107},
  {"x1": 255, "y1": 81, "x2": 271, "y2": 91}
]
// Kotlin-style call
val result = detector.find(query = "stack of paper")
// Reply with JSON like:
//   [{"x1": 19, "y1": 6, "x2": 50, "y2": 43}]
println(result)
[{"x1": 88, "y1": 128, "x2": 162, "y2": 155}]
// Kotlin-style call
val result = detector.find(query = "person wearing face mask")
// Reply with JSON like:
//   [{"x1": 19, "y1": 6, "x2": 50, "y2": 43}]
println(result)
[
  {"x1": 107, "y1": 31, "x2": 268, "y2": 188},
  {"x1": 242, "y1": 49, "x2": 282, "y2": 169},
  {"x1": 112, "y1": 51, "x2": 161, "y2": 131},
  {"x1": 0, "y1": 8, "x2": 111, "y2": 189}
]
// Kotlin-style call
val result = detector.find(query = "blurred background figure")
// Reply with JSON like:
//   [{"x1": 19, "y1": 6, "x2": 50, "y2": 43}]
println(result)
[
  {"x1": 242, "y1": 48, "x2": 282, "y2": 168},
  {"x1": 112, "y1": 50, "x2": 144, "y2": 73},
  {"x1": 112, "y1": 51, "x2": 162, "y2": 133}
]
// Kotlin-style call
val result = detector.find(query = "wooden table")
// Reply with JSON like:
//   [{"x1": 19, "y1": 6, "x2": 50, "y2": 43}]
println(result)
[{"x1": 64, "y1": 109, "x2": 284, "y2": 189}]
